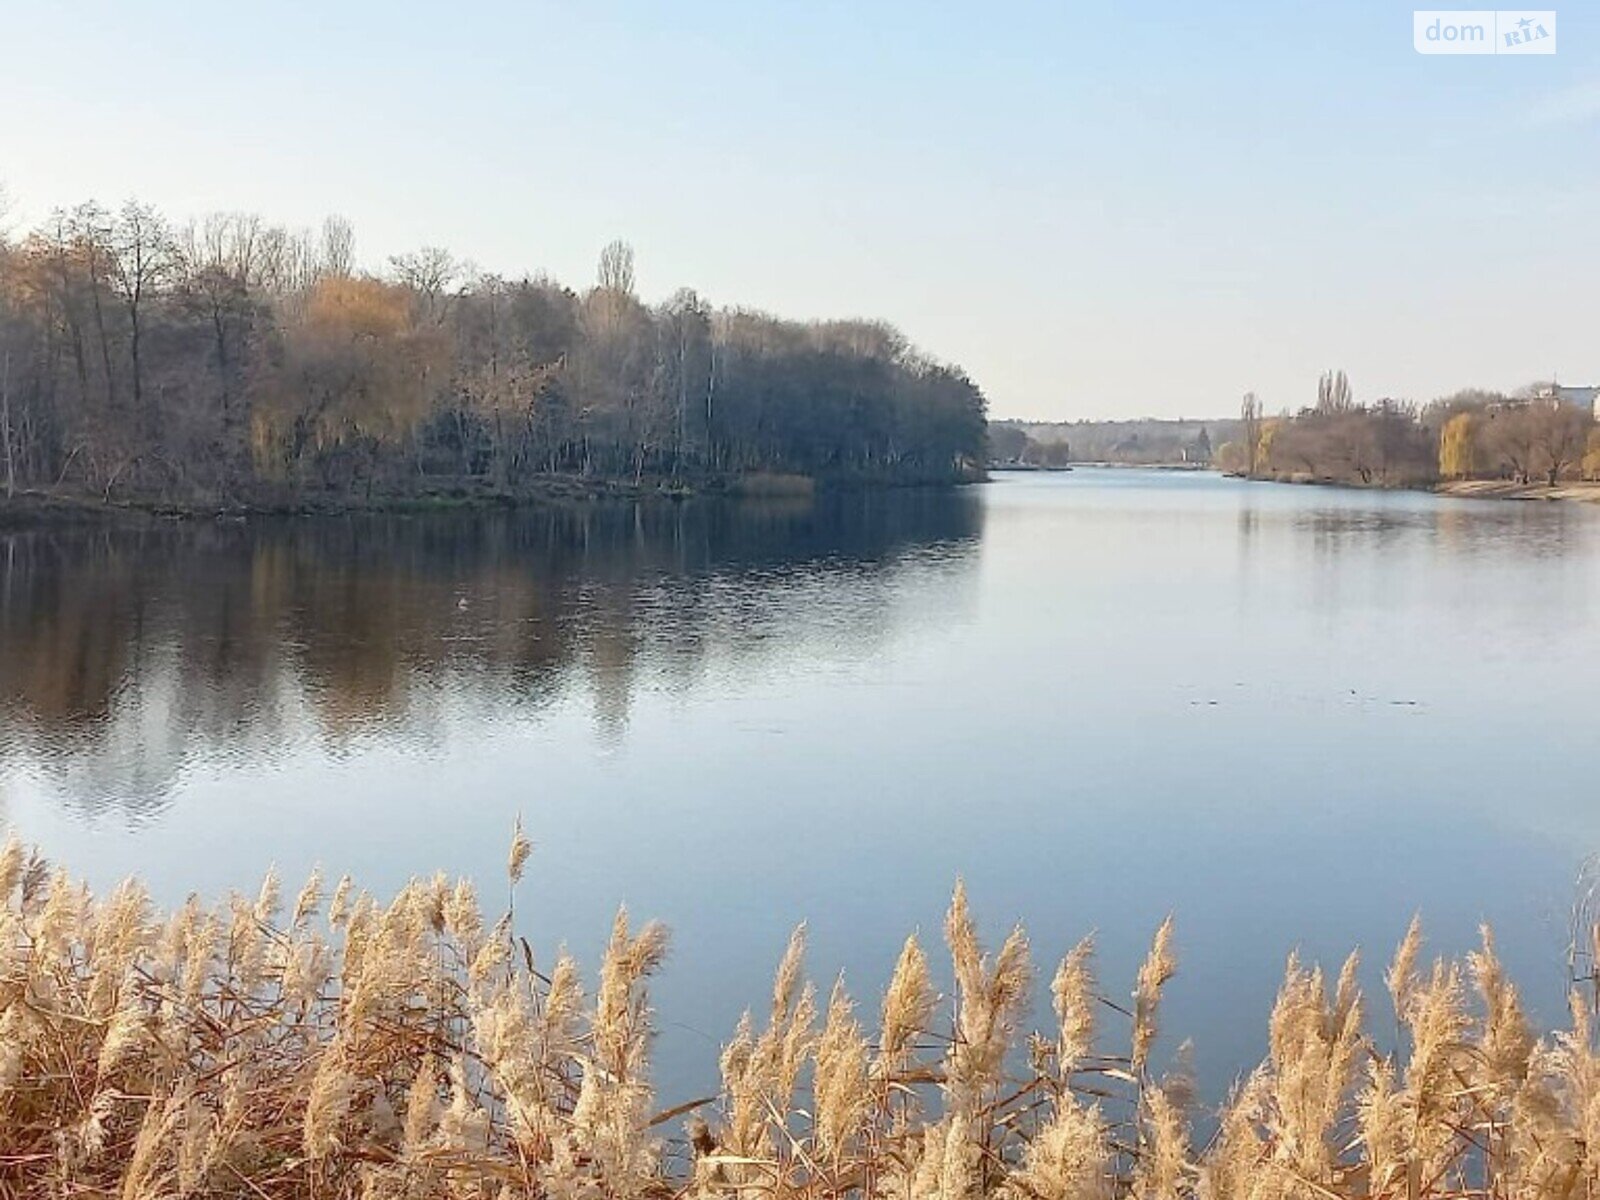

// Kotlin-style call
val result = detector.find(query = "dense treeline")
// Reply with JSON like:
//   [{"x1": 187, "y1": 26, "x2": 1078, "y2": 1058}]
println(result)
[
  {"x1": 1217, "y1": 372, "x2": 1600, "y2": 488},
  {"x1": 0, "y1": 199, "x2": 987, "y2": 507},
  {"x1": 995, "y1": 418, "x2": 1229, "y2": 466},
  {"x1": 985, "y1": 422, "x2": 1074, "y2": 467},
  {"x1": 1430, "y1": 389, "x2": 1599, "y2": 485}
]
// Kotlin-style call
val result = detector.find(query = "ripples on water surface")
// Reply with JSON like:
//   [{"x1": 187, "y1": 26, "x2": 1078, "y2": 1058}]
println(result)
[{"x1": 3, "y1": 470, "x2": 1599, "y2": 1097}]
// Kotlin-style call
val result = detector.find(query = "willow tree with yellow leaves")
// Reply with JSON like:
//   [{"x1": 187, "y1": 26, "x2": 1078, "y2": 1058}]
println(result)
[
  {"x1": 251, "y1": 276, "x2": 450, "y2": 490},
  {"x1": 1438, "y1": 412, "x2": 1480, "y2": 480}
]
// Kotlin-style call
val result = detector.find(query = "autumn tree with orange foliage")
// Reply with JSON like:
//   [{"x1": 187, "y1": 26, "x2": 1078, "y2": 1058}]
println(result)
[{"x1": 252, "y1": 277, "x2": 449, "y2": 491}]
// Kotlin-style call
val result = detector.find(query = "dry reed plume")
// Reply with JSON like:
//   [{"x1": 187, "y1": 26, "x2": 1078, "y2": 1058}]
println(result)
[{"x1": 2, "y1": 829, "x2": 1598, "y2": 1199}]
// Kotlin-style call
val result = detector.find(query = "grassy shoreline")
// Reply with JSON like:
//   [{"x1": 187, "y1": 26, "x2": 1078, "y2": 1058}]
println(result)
[
  {"x1": 0, "y1": 471, "x2": 982, "y2": 530},
  {"x1": 1, "y1": 835, "x2": 1595, "y2": 1198},
  {"x1": 0, "y1": 479, "x2": 650, "y2": 529}
]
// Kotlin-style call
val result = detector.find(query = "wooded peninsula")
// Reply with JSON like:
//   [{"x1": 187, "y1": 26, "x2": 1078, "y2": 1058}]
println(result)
[{"x1": 0, "y1": 201, "x2": 988, "y2": 512}]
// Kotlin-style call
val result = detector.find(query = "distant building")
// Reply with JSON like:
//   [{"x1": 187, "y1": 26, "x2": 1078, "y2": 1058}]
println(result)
[{"x1": 1534, "y1": 383, "x2": 1600, "y2": 419}]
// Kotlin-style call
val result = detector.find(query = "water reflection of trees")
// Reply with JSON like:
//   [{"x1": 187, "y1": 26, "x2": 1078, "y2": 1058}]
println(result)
[
  {"x1": 1293, "y1": 498, "x2": 1596, "y2": 559},
  {"x1": 0, "y1": 493, "x2": 981, "y2": 819}
]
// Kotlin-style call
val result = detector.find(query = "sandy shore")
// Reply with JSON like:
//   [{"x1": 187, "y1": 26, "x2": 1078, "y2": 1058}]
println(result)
[{"x1": 1436, "y1": 479, "x2": 1600, "y2": 504}]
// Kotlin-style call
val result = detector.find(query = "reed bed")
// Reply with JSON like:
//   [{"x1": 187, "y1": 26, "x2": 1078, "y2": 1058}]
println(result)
[{"x1": 1, "y1": 824, "x2": 1597, "y2": 1199}]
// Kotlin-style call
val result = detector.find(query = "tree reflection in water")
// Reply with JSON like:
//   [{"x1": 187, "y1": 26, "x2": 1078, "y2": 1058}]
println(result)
[{"x1": 0, "y1": 492, "x2": 981, "y2": 820}]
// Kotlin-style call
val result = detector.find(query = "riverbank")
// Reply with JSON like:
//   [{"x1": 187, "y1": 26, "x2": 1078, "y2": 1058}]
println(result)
[
  {"x1": 0, "y1": 477, "x2": 649, "y2": 529},
  {"x1": 0, "y1": 469, "x2": 981, "y2": 528},
  {"x1": 1228, "y1": 470, "x2": 1600, "y2": 506}
]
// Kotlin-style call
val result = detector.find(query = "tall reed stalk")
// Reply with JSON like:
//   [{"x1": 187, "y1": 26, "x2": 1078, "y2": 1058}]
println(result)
[{"x1": 0, "y1": 829, "x2": 1594, "y2": 1198}]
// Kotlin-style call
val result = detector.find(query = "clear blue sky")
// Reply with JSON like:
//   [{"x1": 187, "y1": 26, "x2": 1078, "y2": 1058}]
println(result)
[{"x1": 3, "y1": 0, "x2": 1596, "y2": 419}]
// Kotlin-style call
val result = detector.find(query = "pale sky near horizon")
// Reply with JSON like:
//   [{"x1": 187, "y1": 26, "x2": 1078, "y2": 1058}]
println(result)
[{"x1": 2, "y1": 1, "x2": 1596, "y2": 420}]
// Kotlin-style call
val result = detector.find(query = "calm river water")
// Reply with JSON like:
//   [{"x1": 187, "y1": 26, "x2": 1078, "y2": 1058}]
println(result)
[{"x1": 3, "y1": 469, "x2": 1599, "y2": 1099}]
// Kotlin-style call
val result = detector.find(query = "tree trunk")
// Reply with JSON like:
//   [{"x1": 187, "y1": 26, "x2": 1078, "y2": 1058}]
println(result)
[
  {"x1": 129, "y1": 301, "x2": 144, "y2": 412},
  {"x1": 211, "y1": 304, "x2": 232, "y2": 416},
  {"x1": 85, "y1": 256, "x2": 117, "y2": 410},
  {"x1": 0, "y1": 348, "x2": 14, "y2": 499}
]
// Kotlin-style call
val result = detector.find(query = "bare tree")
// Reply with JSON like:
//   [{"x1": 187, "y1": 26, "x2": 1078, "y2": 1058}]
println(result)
[
  {"x1": 186, "y1": 213, "x2": 267, "y2": 285},
  {"x1": 1240, "y1": 391, "x2": 1261, "y2": 475},
  {"x1": 1482, "y1": 407, "x2": 1541, "y2": 484},
  {"x1": 662, "y1": 288, "x2": 710, "y2": 470},
  {"x1": 390, "y1": 246, "x2": 460, "y2": 323},
  {"x1": 1316, "y1": 369, "x2": 1354, "y2": 415},
  {"x1": 179, "y1": 221, "x2": 260, "y2": 430},
  {"x1": 321, "y1": 215, "x2": 355, "y2": 279},
  {"x1": 1532, "y1": 403, "x2": 1590, "y2": 485},
  {"x1": 597, "y1": 239, "x2": 635, "y2": 295},
  {"x1": 70, "y1": 202, "x2": 119, "y2": 409},
  {"x1": 108, "y1": 200, "x2": 176, "y2": 411},
  {"x1": 260, "y1": 226, "x2": 325, "y2": 303}
]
